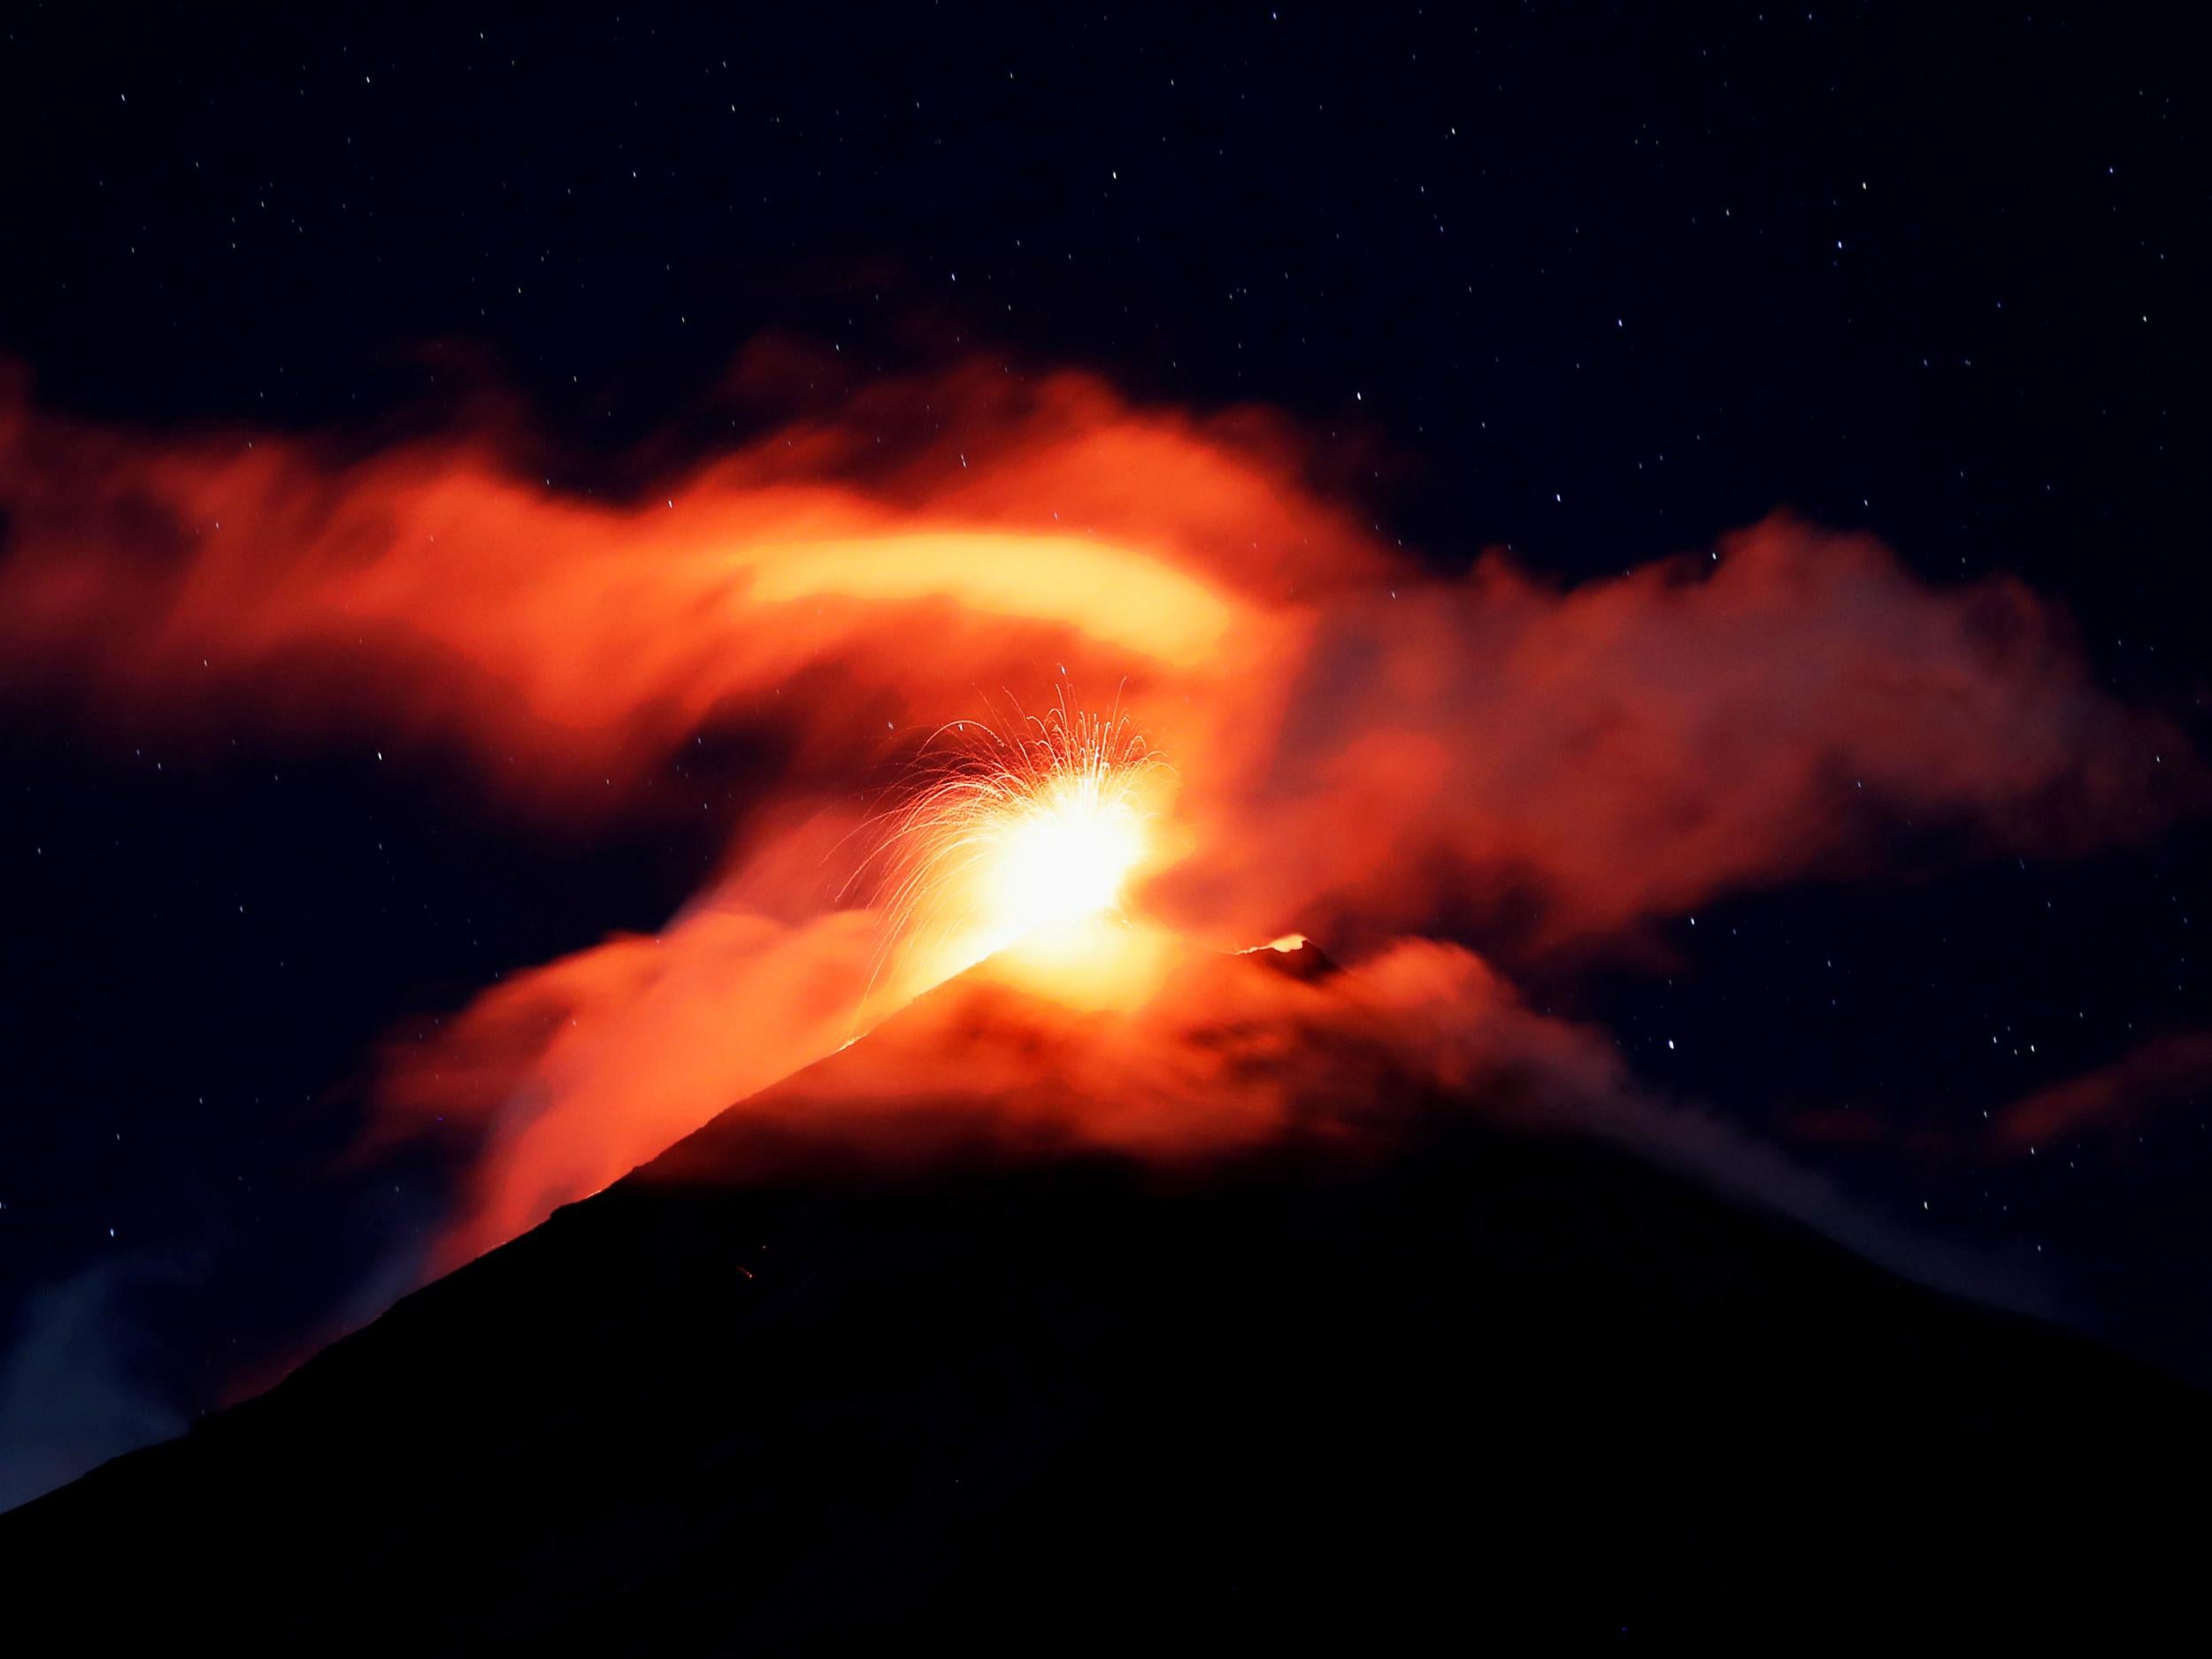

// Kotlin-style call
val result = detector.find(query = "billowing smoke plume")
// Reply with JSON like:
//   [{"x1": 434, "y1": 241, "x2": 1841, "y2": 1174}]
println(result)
[{"x1": 1, "y1": 350, "x2": 2197, "y2": 1271}]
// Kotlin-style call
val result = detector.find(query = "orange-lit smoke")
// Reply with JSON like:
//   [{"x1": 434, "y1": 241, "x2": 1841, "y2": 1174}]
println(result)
[{"x1": 1, "y1": 349, "x2": 2200, "y2": 1267}]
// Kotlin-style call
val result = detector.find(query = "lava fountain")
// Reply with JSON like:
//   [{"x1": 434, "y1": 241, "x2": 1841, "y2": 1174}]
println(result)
[{"x1": 866, "y1": 694, "x2": 1171, "y2": 993}]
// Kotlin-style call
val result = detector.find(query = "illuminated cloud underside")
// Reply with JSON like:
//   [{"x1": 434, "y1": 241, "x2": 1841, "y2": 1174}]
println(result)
[{"x1": 0, "y1": 352, "x2": 2198, "y2": 1268}]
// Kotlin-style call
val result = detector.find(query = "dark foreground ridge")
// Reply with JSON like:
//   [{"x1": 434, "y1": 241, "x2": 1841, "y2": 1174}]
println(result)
[{"x1": 7, "y1": 961, "x2": 2207, "y2": 1646}]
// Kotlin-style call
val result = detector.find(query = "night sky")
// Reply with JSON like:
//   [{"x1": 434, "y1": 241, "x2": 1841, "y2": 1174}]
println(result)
[{"x1": 3, "y1": 3, "x2": 2208, "y2": 1510}]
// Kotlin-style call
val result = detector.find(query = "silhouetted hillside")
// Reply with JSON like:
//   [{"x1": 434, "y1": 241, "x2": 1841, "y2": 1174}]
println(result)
[{"x1": 7, "y1": 955, "x2": 2204, "y2": 1646}]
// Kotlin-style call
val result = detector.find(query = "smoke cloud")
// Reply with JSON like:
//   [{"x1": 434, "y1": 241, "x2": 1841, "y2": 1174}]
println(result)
[
  {"x1": 1992, "y1": 1031, "x2": 2212, "y2": 1152},
  {"x1": 1, "y1": 349, "x2": 2198, "y2": 1274},
  {"x1": 0, "y1": 1257, "x2": 189, "y2": 1512}
]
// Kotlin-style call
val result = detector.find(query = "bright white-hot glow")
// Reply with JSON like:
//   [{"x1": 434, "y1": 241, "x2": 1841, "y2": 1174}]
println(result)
[
  {"x1": 990, "y1": 772, "x2": 1146, "y2": 935},
  {"x1": 865, "y1": 695, "x2": 1166, "y2": 990}
]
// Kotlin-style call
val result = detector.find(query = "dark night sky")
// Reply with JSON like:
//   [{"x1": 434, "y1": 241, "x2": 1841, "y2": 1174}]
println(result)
[{"x1": 2, "y1": 2, "x2": 2208, "y2": 1507}]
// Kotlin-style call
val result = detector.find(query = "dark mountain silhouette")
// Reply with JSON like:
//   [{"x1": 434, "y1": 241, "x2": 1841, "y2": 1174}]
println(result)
[{"x1": 5, "y1": 945, "x2": 2204, "y2": 1646}]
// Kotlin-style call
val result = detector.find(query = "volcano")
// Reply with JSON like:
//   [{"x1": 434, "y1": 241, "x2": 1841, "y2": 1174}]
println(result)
[{"x1": 5, "y1": 941, "x2": 2204, "y2": 1644}]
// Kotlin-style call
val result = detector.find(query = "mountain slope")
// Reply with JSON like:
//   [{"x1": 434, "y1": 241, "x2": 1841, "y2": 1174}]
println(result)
[{"x1": 6, "y1": 951, "x2": 2204, "y2": 1645}]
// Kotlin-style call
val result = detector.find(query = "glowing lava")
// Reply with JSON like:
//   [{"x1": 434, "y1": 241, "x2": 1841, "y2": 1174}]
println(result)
[
  {"x1": 870, "y1": 695, "x2": 1167, "y2": 988},
  {"x1": 987, "y1": 766, "x2": 1146, "y2": 933}
]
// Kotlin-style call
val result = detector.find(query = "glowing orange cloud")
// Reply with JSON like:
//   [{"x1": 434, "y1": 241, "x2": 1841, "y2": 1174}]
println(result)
[
  {"x1": 0, "y1": 358, "x2": 1357, "y2": 818},
  {"x1": 380, "y1": 899, "x2": 880, "y2": 1264},
  {"x1": 1165, "y1": 518, "x2": 2201, "y2": 958},
  {"x1": 0, "y1": 348, "x2": 2200, "y2": 1269}
]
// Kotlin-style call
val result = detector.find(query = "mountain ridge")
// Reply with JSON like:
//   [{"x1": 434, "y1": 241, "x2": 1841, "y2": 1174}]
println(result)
[{"x1": 6, "y1": 942, "x2": 2204, "y2": 1643}]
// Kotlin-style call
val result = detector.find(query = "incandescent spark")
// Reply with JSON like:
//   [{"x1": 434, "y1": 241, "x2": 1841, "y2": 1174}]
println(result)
[{"x1": 864, "y1": 693, "x2": 1167, "y2": 989}]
